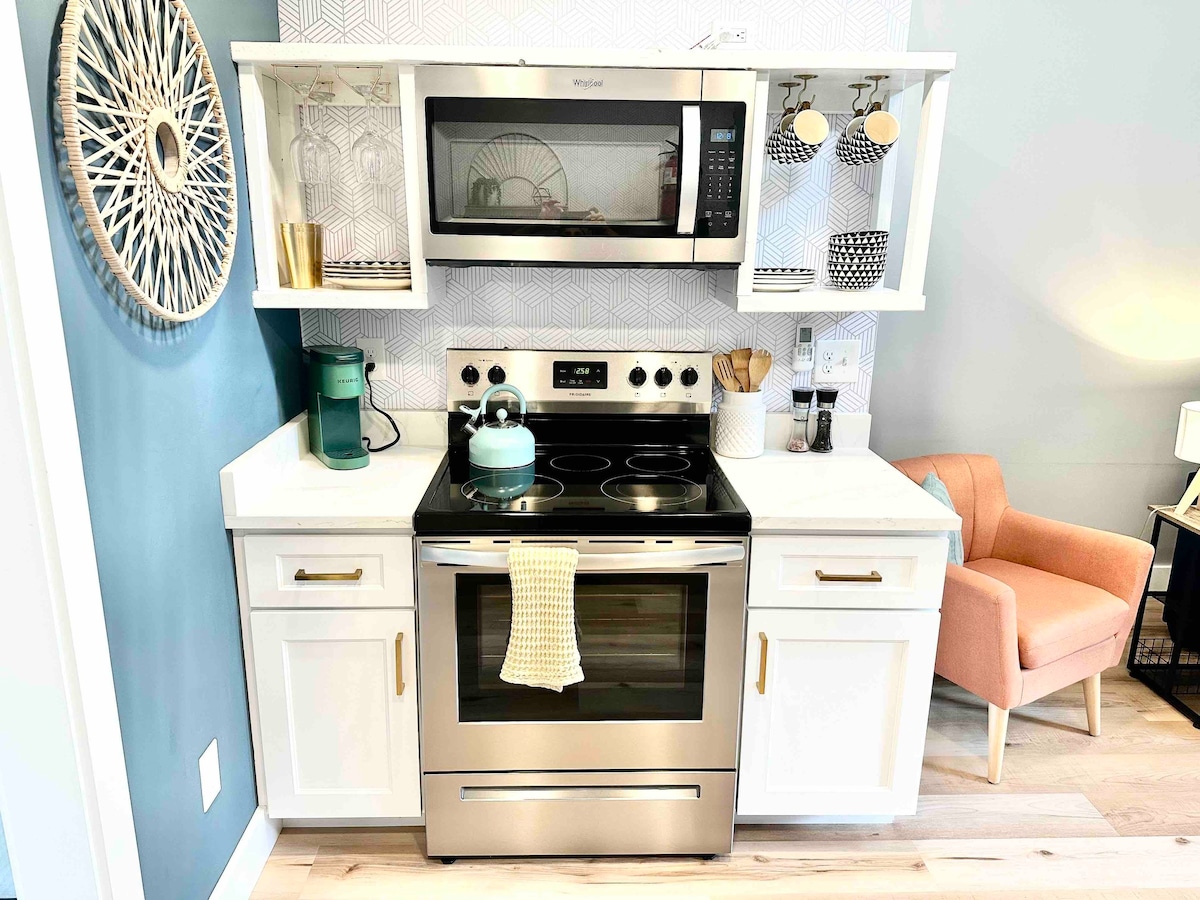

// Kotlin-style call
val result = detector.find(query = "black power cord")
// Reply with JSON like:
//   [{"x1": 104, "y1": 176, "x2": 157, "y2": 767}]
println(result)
[{"x1": 362, "y1": 362, "x2": 400, "y2": 452}]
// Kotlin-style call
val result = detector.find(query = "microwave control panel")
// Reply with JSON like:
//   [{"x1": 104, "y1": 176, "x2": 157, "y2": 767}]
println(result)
[{"x1": 695, "y1": 102, "x2": 746, "y2": 238}]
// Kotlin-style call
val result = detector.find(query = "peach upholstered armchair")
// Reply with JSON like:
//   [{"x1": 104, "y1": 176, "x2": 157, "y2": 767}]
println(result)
[{"x1": 892, "y1": 454, "x2": 1154, "y2": 783}]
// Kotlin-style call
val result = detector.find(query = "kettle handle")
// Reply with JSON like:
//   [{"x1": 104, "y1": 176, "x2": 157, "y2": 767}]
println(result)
[{"x1": 460, "y1": 383, "x2": 528, "y2": 423}]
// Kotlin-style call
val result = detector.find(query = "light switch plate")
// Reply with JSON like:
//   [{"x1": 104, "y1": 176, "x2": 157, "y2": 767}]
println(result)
[
  {"x1": 199, "y1": 738, "x2": 220, "y2": 813},
  {"x1": 812, "y1": 339, "x2": 861, "y2": 384}
]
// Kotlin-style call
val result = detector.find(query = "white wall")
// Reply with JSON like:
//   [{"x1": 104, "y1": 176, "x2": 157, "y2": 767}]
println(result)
[{"x1": 872, "y1": 0, "x2": 1200, "y2": 537}]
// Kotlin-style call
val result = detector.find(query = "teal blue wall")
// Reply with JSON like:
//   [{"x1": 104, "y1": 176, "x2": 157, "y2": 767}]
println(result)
[{"x1": 14, "y1": 1, "x2": 299, "y2": 898}]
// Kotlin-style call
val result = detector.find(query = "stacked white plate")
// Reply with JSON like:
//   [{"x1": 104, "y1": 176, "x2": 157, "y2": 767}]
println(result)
[
  {"x1": 752, "y1": 267, "x2": 817, "y2": 293},
  {"x1": 324, "y1": 260, "x2": 412, "y2": 290}
]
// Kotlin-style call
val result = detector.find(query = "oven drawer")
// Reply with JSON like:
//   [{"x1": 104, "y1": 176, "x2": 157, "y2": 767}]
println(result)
[
  {"x1": 749, "y1": 534, "x2": 948, "y2": 610},
  {"x1": 244, "y1": 534, "x2": 414, "y2": 609},
  {"x1": 424, "y1": 771, "x2": 735, "y2": 857}
]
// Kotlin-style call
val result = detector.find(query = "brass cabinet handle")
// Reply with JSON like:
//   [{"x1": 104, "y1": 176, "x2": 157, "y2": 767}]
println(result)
[
  {"x1": 294, "y1": 568, "x2": 363, "y2": 582},
  {"x1": 395, "y1": 633, "x2": 405, "y2": 696},
  {"x1": 756, "y1": 632, "x2": 768, "y2": 695},
  {"x1": 815, "y1": 569, "x2": 882, "y2": 583}
]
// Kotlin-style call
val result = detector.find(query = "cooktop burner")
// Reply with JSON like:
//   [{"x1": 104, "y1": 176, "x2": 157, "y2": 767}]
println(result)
[
  {"x1": 461, "y1": 473, "x2": 565, "y2": 510},
  {"x1": 549, "y1": 453, "x2": 612, "y2": 473},
  {"x1": 600, "y1": 474, "x2": 703, "y2": 509},
  {"x1": 626, "y1": 453, "x2": 691, "y2": 474}
]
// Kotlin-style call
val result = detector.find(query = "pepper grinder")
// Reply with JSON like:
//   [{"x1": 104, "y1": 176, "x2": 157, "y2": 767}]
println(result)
[
  {"x1": 787, "y1": 387, "x2": 814, "y2": 452},
  {"x1": 810, "y1": 387, "x2": 838, "y2": 453}
]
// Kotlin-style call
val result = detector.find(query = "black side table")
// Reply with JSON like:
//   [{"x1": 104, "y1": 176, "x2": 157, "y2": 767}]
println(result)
[{"x1": 1127, "y1": 504, "x2": 1200, "y2": 728}]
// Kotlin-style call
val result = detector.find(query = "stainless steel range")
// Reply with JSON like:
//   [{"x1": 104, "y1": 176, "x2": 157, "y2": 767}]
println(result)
[{"x1": 413, "y1": 349, "x2": 750, "y2": 860}]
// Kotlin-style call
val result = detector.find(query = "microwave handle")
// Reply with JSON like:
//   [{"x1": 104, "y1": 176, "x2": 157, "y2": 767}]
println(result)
[
  {"x1": 420, "y1": 544, "x2": 743, "y2": 570},
  {"x1": 676, "y1": 105, "x2": 700, "y2": 235}
]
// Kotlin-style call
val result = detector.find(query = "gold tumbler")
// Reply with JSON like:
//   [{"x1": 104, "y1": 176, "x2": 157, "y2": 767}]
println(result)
[{"x1": 280, "y1": 222, "x2": 323, "y2": 289}]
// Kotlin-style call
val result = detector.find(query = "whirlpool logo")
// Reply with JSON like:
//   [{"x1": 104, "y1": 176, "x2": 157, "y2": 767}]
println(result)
[{"x1": 572, "y1": 77, "x2": 604, "y2": 90}]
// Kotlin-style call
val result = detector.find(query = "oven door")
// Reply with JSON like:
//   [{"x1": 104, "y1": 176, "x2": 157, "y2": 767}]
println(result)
[
  {"x1": 416, "y1": 66, "x2": 750, "y2": 264},
  {"x1": 417, "y1": 537, "x2": 747, "y2": 772}
]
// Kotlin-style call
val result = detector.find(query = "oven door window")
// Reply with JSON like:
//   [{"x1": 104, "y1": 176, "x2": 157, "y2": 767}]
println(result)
[
  {"x1": 426, "y1": 98, "x2": 683, "y2": 237},
  {"x1": 456, "y1": 574, "x2": 707, "y2": 721}
]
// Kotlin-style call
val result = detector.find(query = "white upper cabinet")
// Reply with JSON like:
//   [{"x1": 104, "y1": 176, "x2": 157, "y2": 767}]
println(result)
[{"x1": 232, "y1": 45, "x2": 953, "y2": 314}]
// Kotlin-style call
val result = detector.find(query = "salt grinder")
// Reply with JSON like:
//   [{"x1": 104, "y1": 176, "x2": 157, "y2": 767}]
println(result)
[
  {"x1": 810, "y1": 387, "x2": 838, "y2": 453},
  {"x1": 787, "y1": 387, "x2": 815, "y2": 452}
]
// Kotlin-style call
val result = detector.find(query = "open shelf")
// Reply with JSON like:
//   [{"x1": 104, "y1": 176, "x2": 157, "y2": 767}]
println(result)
[
  {"x1": 719, "y1": 286, "x2": 925, "y2": 314},
  {"x1": 252, "y1": 287, "x2": 430, "y2": 310}
]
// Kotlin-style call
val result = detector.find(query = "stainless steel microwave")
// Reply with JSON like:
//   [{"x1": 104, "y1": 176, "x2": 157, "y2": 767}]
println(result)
[{"x1": 414, "y1": 65, "x2": 756, "y2": 266}]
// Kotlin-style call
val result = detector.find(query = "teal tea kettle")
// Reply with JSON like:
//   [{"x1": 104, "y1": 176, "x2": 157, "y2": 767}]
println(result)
[{"x1": 460, "y1": 384, "x2": 535, "y2": 499}]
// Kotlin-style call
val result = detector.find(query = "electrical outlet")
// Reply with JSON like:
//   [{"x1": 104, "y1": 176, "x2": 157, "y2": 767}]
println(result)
[
  {"x1": 710, "y1": 21, "x2": 748, "y2": 45},
  {"x1": 356, "y1": 338, "x2": 386, "y2": 368},
  {"x1": 812, "y1": 338, "x2": 861, "y2": 384},
  {"x1": 199, "y1": 738, "x2": 220, "y2": 813}
]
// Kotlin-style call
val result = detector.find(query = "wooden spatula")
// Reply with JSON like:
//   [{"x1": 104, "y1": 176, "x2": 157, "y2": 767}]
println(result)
[
  {"x1": 748, "y1": 349, "x2": 773, "y2": 392},
  {"x1": 712, "y1": 353, "x2": 740, "y2": 392},
  {"x1": 731, "y1": 348, "x2": 752, "y2": 392}
]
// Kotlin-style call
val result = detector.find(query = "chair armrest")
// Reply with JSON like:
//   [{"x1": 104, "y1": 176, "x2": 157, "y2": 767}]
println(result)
[
  {"x1": 938, "y1": 564, "x2": 1023, "y2": 709},
  {"x1": 993, "y1": 508, "x2": 1155, "y2": 607}
]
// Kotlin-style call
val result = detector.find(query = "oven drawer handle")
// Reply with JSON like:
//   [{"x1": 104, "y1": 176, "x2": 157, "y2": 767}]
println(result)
[
  {"x1": 815, "y1": 569, "x2": 883, "y2": 583},
  {"x1": 461, "y1": 785, "x2": 701, "y2": 802},
  {"x1": 420, "y1": 545, "x2": 744, "y2": 570}
]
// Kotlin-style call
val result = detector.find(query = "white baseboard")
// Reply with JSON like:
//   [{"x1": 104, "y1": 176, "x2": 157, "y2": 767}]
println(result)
[
  {"x1": 209, "y1": 807, "x2": 280, "y2": 900},
  {"x1": 736, "y1": 814, "x2": 896, "y2": 825}
]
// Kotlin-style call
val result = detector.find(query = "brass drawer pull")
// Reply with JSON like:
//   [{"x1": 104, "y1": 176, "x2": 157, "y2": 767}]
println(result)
[
  {"x1": 396, "y1": 632, "x2": 405, "y2": 696},
  {"x1": 815, "y1": 569, "x2": 882, "y2": 583},
  {"x1": 294, "y1": 568, "x2": 363, "y2": 582},
  {"x1": 756, "y1": 632, "x2": 768, "y2": 695}
]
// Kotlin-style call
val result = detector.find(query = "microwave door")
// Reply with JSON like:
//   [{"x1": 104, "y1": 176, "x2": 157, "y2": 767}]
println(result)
[{"x1": 676, "y1": 105, "x2": 700, "y2": 236}]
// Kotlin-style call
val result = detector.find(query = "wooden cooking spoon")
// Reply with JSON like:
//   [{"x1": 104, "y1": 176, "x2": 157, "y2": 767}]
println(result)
[
  {"x1": 712, "y1": 353, "x2": 741, "y2": 392},
  {"x1": 731, "y1": 348, "x2": 752, "y2": 392},
  {"x1": 748, "y1": 349, "x2": 773, "y2": 392}
]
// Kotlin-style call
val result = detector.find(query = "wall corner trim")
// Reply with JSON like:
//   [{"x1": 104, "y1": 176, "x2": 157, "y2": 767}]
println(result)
[{"x1": 208, "y1": 807, "x2": 281, "y2": 900}]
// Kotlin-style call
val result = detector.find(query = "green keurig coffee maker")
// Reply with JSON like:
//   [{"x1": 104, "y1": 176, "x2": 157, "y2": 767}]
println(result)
[{"x1": 306, "y1": 345, "x2": 369, "y2": 470}]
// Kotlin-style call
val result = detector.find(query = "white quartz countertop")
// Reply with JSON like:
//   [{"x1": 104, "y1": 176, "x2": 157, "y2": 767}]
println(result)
[
  {"x1": 219, "y1": 414, "x2": 446, "y2": 531},
  {"x1": 221, "y1": 414, "x2": 958, "y2": 534},
  {"x1": 715, "y1": 449, "x2": 961, "y2": 533}
]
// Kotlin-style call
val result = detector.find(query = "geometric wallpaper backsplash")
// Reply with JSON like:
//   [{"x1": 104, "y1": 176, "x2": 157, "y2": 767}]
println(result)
[{"x1": 281, "y1": 0, "x2": 911, "y2": 413}]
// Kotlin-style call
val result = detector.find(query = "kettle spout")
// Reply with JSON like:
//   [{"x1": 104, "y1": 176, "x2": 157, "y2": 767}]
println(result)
[{"x1": 459, "y1": 404, "x2": 481, "y2": 435}]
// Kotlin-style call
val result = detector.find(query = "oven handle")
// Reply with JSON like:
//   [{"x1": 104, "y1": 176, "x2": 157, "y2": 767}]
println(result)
[
  {"x1": 675, "y1": 105, "x2": 700, "y2": 236},
  {"x1": 420, "y1": 544, "x2": 744, "y2": 570}
]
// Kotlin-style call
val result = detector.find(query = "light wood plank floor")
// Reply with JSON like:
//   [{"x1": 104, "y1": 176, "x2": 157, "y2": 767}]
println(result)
[{"x1": 252, "y1": 658, "x2": 1200, "y2": 898}]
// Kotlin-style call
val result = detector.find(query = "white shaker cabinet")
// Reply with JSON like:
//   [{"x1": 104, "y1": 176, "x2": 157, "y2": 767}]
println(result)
[
  {"x1": 250, "y1": 608, "x2": 421, "y2": 819},
  {"x1": 738, "y1": 607, "x2": 939, "y2": 817}
]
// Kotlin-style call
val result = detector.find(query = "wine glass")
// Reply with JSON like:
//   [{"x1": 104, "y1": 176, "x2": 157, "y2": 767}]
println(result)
[
  {"x1": 308, "y1": 83, "x2": 342, "y2": 180},
  {"x1": 276, "y1": 67, "x2": 334, "y2": 185},
  {"x1": 350, "y1": 85, "x2": 399, "y2": 184}
]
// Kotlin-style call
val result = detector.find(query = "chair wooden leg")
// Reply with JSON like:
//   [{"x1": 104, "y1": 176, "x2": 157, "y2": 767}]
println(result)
[
  {"x1": 1083, "y1": 672, "x2": 1101, "y2": 736},
  {"x1": 987, "y1": 704, "x2": 1009, "y2": 784}
]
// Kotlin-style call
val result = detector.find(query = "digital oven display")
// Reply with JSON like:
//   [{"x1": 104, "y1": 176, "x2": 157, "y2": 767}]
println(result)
[{"x1": 553, "y1": 361, "x2": 608, "y2": 389}]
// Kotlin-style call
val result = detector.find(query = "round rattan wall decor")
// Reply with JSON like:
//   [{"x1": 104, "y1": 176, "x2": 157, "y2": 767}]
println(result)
[{"x1": 57, "y1": 0, "x2": 237, "y2": 322}]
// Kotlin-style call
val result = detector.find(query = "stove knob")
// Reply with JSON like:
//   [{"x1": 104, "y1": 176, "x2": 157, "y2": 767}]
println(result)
[
  {"x1": 460, "y1": 364, "x2": 480, "y2": 386},
  {"x1": 487, "y1": 364, "x2": 506, "y2": 385},
  {"x1": 680, "y1": 366, "x2": 699, "y2": 387},
  {"x1": 654, "y1": 367, "x2": 673, "y2": 388},
  {"x1": 628, "y1": 366, "x2": 647, "y2": 387}
]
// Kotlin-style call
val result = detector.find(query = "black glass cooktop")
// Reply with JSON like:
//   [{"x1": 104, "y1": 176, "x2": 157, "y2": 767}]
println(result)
[{"x1": 413, "y1": 414, "x2": 750, "y2": 536}]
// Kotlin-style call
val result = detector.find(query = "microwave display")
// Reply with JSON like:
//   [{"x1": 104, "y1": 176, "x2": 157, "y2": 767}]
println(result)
[{"x1": 709, "y1": 128, "x2": 737, "y2": 142}]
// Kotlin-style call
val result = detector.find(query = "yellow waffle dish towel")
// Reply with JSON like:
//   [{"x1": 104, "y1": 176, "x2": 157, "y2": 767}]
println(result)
[{"x1": 500, "y1": 546, "x2": 584, "y2": 692}]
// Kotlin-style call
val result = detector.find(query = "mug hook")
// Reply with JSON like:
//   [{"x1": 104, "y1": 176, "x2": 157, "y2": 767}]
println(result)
[
  {"x1": 847, "y1": 83, "x2": 871, "y2": 116},
  {"x1": 793, "y1": 74, "x2": 818, "y2": 111},
  {"x1": 777, "y1": 81, "x2": 799, "y2": 113},
  {"x1": 865, "y1": 74, "x2": 890, "y2": 112}
]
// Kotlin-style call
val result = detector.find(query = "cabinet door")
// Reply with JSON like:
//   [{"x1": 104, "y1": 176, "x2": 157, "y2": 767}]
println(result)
[
  {"x1": 251, "y1": 609, "x2": 420, "y2": 819},
  {"x1": 737, "y1": 608, "x2": 938, "y2": 817}
]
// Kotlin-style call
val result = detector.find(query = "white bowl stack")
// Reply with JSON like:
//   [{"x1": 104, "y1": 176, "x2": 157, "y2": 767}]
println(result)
[
  {"x1": 323, "y1": 260, "x2": 412, "y2": 290},
  {"x1": 826, "y1": 231, "x2": 887, "y2": 291},
  {"x1": 752, "y1": 267, "x2": 817, "y2": 292}
]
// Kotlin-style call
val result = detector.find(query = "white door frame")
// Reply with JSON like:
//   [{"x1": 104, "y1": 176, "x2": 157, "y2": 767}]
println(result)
[{"x1": 0, "y1": 0, "x2": 146, "y2": 896}]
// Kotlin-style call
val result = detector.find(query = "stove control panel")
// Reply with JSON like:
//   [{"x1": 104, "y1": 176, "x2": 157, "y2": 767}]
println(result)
[{"x1": 448, "y1": 349, "x2": 713, "y2": 414}]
